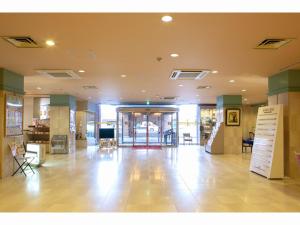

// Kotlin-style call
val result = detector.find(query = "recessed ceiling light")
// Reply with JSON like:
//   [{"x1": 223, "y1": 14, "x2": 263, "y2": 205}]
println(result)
[
  {"x1": 36, "y1": 87, "x2": 42, "y2": 90},
  {"x1": 170, "y1": 53, "x2": 179, "y2": 58},
  {"x1": 141, "y1": 90, "x2": 146, "y2": 93},
  {"x1": 241, "y1": 89, "x2": 247, "y2": 92},
  {"x1": 244, "y1": 98, "x2": 248, "y2": 101},
  {"x1": 178, "y1": 84, "x2": 183, "y2": 87},
  {"x1": 45, "y1": 40, "x2": 55, "y2": 46},
  {"x1": 120, "y1": 74, "x2": 127, "y2": 78},
  {"x1": 211, "y1": 70, "x2": 218, "y2": 74},
  {"x1": 229, "y1": 79, "x2": 235, "y2": 83},
  {"x1": 78, "y1": 70, "x2": 85, "y2": 73},
  {"x1": 205, "y1": 86, "x2": 211, "y2": 89},
  {"x1": 161, "y1": 15, "x2": 173, "y2": 23}
]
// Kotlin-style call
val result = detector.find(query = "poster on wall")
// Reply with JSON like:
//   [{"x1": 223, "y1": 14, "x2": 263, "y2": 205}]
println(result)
[{"x1": 6, "y1": 94, "x2": 23, "y2": 136}]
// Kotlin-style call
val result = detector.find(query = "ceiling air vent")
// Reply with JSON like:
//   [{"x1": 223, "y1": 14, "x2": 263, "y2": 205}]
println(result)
[
  {"x1": 255, "y1": 38, "x2": 294, "y2": 49},
  {"x1": 170, "y1": 69, "x2": 210, "y2": 80},
  {"x1": 82, "y1": 85, "x2": 98, "y2": 90},
  {"x1": 160, "y1": 96, "x2": 177, "y2": 100},
  {"x1": 36, "y1": 70, "x2": 81, "y2": 79},
  {"x1": 2, "y1": 36, "x2": 40, "y2": 48}
]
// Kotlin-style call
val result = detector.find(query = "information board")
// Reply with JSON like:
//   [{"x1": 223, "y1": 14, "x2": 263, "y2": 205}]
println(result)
[
  {"x1": 5, "y1": 94, "x2": 23, "y2": 136},
  {"x1": 249, "y1": 104, "x2": 284, "y2": 179}
]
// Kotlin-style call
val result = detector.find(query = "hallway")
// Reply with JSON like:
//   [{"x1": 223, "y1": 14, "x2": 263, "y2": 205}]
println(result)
[{"x1": 0, "y1": 145, "x2": 300, "y2": 212}]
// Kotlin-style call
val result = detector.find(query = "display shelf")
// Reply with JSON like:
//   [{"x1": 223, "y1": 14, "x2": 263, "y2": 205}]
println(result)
[
  {"x1": 24, "y1": 125, "x2": 50, "y2": 155},
  {"x1": 205, "y1": 122, "x2": 224, "y2": 154},
  {"x1": 51, "y1": 135, "x2": 68, "y2": 154},
  {"x1": 249, "y1": 104, "x2": 284, "y2": 179}
]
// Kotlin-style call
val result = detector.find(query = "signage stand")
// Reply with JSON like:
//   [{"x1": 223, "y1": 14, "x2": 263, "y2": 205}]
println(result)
[{"x1": 250, "y1": 104, "x2": 284, "y2": 179}]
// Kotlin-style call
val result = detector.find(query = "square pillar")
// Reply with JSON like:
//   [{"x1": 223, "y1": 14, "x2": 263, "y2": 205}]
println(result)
[
  {"x1": 50, "y1": 95, "x2": 77, "y2": 153},
  {"x1": 0, "y1": 68, "x2": 24, "y2": 178},
  {"x1": 216, "y1": 95, "x2": 242, "y2": 154},
  {"x1": 268, "y1": 70, "x2": 300, "y2": 178}
]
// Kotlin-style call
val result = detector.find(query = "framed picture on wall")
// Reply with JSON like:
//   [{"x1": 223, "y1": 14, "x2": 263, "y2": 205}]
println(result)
[{"x1": 226, "y1": 108, "x2": 241, "y2": 126}]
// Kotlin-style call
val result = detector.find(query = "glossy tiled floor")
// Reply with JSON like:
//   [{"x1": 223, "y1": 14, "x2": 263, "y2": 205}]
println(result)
[{"x1": 0, "y1": 145, "x2": 300, "y2": 212}]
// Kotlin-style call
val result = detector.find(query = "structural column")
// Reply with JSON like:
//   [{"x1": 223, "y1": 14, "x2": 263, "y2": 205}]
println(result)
[
  {"x1": 216, "y1": 95, "x2": 242, "y2": 154},
  {"x1": 76, "y1": 100, "x2": 99, "y2": 148},
  {"x1": 0, "y1": 68, "x2": 24, "y2": 178},
  {"x1": 268, "y1": 70, "x2": 300, "y2": 178},
  {"x1": 49, "y1": 95, "x2": 77, "y2": 153}
]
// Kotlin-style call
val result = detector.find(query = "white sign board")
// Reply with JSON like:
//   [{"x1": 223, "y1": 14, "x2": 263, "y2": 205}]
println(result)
[{"x1": 250, "y1": 104, "x2": 284, "y2": 179}]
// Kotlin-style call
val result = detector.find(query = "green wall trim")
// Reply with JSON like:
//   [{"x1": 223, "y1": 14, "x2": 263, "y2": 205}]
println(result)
[
  {"x1": 50, "y1": 94, "x2": 77, "y2": 110},
  {"x1": 0, "y1": 68, "x2": 24, "y2": 94},
  {"x1": 77, "y1": 100, "x2": 97, "y2": 112},
  {"x1": 217, "y1": 95, "x2": 242, "y2": 109},
  {"x1": 268, "y1": 70, "x2": 300, "y2": 95}
]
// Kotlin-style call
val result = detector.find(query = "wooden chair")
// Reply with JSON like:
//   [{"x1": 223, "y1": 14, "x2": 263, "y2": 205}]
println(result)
[
  {"x1": 183, "y1": 133, "x2": 193, "y2": 145},
  {"x1": 9, "y1": 142, "x2": 35, "y2": 176},
  {"x1": 242, "y1": 132, "x2": 255, "y2": 153}
]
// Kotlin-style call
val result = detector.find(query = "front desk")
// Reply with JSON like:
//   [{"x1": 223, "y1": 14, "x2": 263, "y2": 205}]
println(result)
[{"x1": 26, "y1": 143, "x2": 47, "y2": 166}]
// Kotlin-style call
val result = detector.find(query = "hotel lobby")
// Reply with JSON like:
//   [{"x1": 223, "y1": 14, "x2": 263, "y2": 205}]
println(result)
[{"x1": 0, "y1": 11, "x2": 300, "y2": 221}]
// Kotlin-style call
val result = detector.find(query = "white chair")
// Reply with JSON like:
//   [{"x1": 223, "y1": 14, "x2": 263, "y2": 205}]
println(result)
[
  {"x1": 9, "y1": 142, "x2": 35, "y2": 176},
  {"x1": 183, "y1": 133, "x2": 193, "y2": 145}
]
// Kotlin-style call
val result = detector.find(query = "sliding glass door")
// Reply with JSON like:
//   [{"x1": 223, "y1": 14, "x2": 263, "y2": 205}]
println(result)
[
  {"x1": 117, "y1": 108, "x2": 178, "y2": 147},
  {"x1": 133, "y1": 113, "x2": 147, "y2": 146},
  {"x1": 148, "y1": 113, "x2": 161, "y2": 146}
]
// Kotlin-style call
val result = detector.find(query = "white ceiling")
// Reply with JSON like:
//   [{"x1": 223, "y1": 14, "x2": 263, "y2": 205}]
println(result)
[{"x1": 1, "y1": 13, "x2": 300, "y2": 105}]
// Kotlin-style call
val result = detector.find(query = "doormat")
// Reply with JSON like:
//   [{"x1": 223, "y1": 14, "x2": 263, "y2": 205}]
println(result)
[{"x1": 132, "y1": 146, "x2": 162, "y2": 150}]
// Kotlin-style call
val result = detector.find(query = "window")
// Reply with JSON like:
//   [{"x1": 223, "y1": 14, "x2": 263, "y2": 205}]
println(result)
[
  {"x1": 178, "y1": 104, "x2": 199, "y2": 144},
  {"x1": 100, "y1": 105, "x2": 117, "y2": 135}
]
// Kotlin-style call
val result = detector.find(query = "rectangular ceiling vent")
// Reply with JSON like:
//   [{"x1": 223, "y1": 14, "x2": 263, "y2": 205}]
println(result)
[
  {"x1": 36, "y1": 70, "x2": 81, "y2": 79},
  {"x1": 160, "y1": 96, "x2": 177, "y2": 100},
  {"x1": 255, "y1": 38, "x2": 294, "y2": 49},
  {"x1": 82, "y1": 85, "x2": 98, "y2": 90},
  {"x1": 2, "y1": 36, "x2": 40, "y2": 48},
  {"x1": 170, "y1": 69, "x2": 210, "y2": 80}
]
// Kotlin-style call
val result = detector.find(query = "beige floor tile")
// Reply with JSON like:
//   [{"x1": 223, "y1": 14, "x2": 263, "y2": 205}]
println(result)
[{"x1": 0, "y1": 145, "x2": 300, "y2": 212}]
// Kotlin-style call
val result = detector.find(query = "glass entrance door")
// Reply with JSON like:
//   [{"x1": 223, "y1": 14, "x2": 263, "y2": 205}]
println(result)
[
  {"x1": 117, "y1": 108, "x2": 178, "y2": 147},
  {"x1": 148, "y1": 113, "x2": 161, "y2": 145},
  {"x1": 133, "y1": 113, "x2": 148, "y2": 146},
  {"x1": 133, "y1": 112, "x2": 162, "y2": 146}
]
